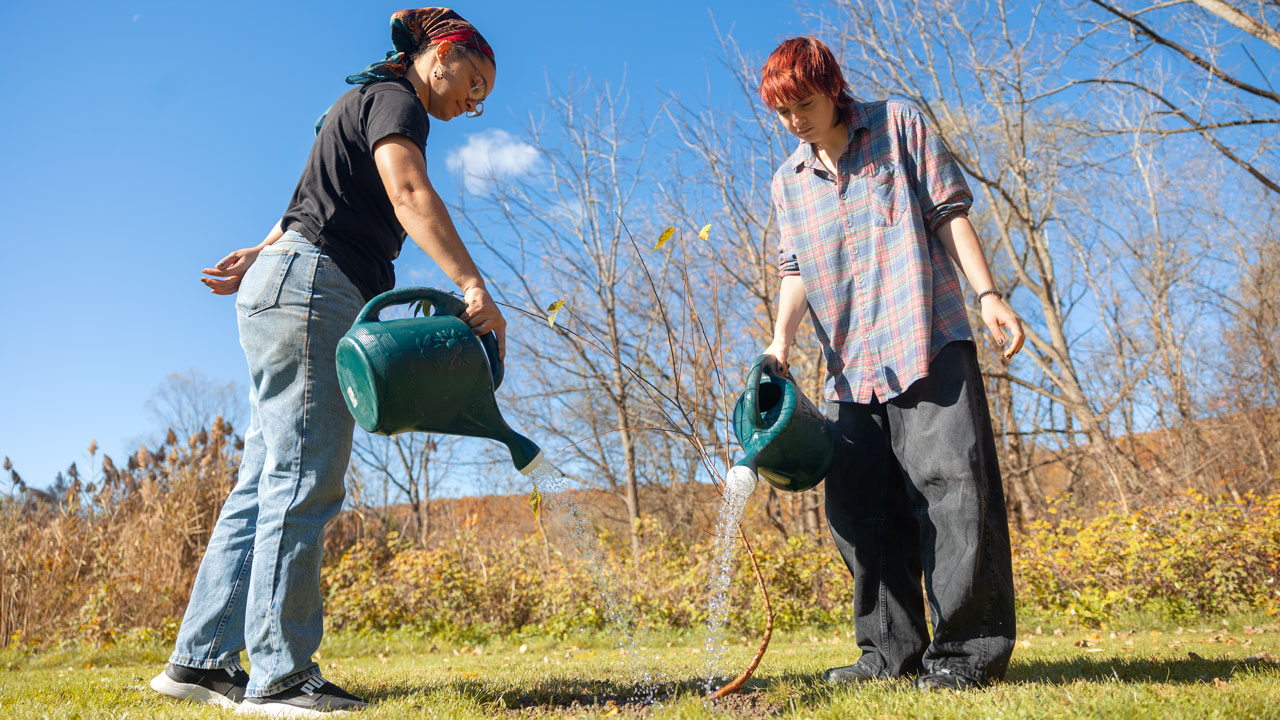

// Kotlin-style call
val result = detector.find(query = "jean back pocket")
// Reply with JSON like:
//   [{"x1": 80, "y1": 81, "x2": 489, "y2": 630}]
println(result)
[{"x1": 235, "y1": 248, "x2": 297, "y2": 316}]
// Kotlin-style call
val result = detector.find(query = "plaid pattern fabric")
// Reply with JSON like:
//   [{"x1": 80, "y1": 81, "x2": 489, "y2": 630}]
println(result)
[{"x1": 773, "y1": 100, "x2": 974, "y2": 402}]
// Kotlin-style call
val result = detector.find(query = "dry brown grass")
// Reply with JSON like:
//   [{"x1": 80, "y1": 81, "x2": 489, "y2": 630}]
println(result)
[{"x1": 0, "y1": 420, "x2": 237, "y2": 646}]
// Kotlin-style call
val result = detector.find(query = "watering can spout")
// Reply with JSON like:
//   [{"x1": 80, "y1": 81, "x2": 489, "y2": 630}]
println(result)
[
  {"x1": 724, "y1": 464, "x2": 759, "y2": 497},
  {"x1": 435, "y1": 397, "x2": 544, "y2": 473},
  {"x1": 335, "y1": 287, "x2": 545, "y2": 472}
]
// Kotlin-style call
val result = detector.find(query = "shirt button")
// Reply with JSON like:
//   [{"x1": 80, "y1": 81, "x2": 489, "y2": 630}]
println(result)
[
  {"x1": 840, "y1": 192, "x2": 847, "y2": 200},
  {"x1": 853, "y1": 248, "x2": 859, "y2": 255},
  {"x1": 845, "y1": 218, "x2": 852, "y2": 227}
]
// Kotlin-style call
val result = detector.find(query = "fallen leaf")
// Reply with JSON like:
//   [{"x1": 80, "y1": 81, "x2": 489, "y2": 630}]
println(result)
[
  {"x1": 545, "y1": 300, "x2": 564, "y2": 327},
  {"x1": 697, "y1": 224, "x2": 711, "y2": 241},
  {"x1": 519, "y1": 644, "x2": 528, "y2": 654},
  {"x1": 1188, "y1": 651, "x2": 1206, "y2": 661},
  {"x1": 1245, "y1": 652, "x2": 1276, "y2": 662},
  {"x1": 1213, "y1": 677, "x2": 1228, "y2": 689},
  {"x1": 1074, "y1": 639, "x2": 1091, "y2": 648},
  {"x1": 652, "y1": 227, "x2": 675, "y2": 252}
]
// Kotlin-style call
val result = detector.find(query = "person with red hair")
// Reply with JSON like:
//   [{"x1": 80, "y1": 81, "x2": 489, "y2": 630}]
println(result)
[{"x1": 760, "y1": 36, "x2": 1021, "y2": 691}]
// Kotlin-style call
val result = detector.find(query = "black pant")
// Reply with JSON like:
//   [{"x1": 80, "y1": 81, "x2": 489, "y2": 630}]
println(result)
[{"x1": 824, "y1": 340, "x2": 1016, "y2": 682}]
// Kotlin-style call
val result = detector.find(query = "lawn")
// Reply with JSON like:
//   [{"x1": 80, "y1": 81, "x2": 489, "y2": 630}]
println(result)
[{"x1": 2, "y1": 613, "x2": 1277, "y2": 718}]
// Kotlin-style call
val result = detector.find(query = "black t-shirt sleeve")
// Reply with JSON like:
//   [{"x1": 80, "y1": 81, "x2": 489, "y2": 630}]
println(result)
[{"x1": 363, "y1": 85, "x2": 430, "y2": 154}]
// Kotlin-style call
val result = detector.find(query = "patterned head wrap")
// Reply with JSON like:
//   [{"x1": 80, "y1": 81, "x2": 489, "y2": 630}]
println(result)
[
  {"x1": 346, "y1": 7, "x2": 495, "y2": 85},
  {"x1": 316, "y1": 7, "x2": 493, "y2": 133}
]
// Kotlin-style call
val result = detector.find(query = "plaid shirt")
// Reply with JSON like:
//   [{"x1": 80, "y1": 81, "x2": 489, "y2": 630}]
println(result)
[{"x1": 773, "y1": 100, "x2": 973, "y2": 403}]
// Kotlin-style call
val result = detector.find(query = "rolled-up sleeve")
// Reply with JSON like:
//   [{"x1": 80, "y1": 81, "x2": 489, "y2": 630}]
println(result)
[
  {"x1": 773, "y1": 176, "x2": 801, "y2": 277},
  {"x1": 903, "y1": 107, "x2": 972, "y2": 231}
]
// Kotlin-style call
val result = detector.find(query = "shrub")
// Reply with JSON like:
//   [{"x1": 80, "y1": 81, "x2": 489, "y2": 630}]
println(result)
[
  {"x1": 1012, "y1": 490, "x2": 1280, "y2": 624},
  {"x1": 4, "y1": 429, "x2": 1277, "y2": 648}
]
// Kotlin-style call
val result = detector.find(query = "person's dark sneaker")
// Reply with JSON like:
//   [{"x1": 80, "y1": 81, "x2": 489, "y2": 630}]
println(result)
[
  {"x1": 914, "y1": 668, "x2": 981, "y2": 691},
  {"x1": 823, "y1": 659, "x2": 881, "y2": 684},
  {"x1": 236, "y1": 676, "x2": 367, "y2": 716},
  {"x1": 150, "y1": 663, "x2": 250, "y2": 708}
]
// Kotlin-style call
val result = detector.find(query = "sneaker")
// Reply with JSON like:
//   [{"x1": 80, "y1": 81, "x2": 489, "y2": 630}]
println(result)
[
  {"x1": 823, "y1": 659, "x2": 881, "y2": 684},
  {"x1": 150, "y1": 663, "x2": 250, "y2": 708},
  {"x1": 237, "y1": 677, "x2": 367, "y2": 716},
  {"x1": 914, "y1": 667, "x2": 981, "y2": 691}
]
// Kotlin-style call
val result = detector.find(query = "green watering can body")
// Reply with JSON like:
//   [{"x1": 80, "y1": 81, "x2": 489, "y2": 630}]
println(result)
[
  {"x1": 731, "y1": 355, "x2": 834, "y2": 493},
  {"x1": 335, "y1": 287, "x2": 543, "y2": 473}
]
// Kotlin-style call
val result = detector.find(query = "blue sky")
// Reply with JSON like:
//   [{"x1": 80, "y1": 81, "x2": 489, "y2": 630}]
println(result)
[{"x1": 0, "y1": 1, "x2": 805, "y2": 490}]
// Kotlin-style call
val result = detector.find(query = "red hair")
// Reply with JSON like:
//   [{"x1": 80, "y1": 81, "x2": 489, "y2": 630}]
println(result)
[{"x1": 759, "y1": 37, "x2": 856, "y2": 127}]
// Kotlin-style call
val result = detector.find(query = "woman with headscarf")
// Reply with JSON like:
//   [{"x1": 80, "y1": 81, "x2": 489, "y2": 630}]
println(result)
[{"x1": 150, "y1": 8, "x2": 501, "y2": 715}]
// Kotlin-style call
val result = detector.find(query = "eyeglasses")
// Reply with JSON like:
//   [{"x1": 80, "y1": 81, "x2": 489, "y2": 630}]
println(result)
[{"x1": 460, "y1": 51, "x2": 488, "y2": 118}]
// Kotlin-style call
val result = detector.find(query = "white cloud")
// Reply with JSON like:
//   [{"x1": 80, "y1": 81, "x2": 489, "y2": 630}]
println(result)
[{"x1": 445, "y1": 129, "x2": 539, "y2": 195}]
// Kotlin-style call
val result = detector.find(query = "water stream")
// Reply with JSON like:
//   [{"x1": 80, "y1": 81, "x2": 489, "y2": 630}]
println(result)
[
  {"x1": 701, "y1": 466, "x2": 756, "y2": 694},
  {"x1": 524, "y1": 460, "x2": 658, "y2": 702}
]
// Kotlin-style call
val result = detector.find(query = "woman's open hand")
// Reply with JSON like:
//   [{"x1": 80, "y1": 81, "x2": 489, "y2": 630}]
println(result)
[
  {"x1": 981, "y1": 295, "x2": 1025, "y2": 360},
  {"x1": 201, "y1": 247, "x2": 261, "y2": 295}
]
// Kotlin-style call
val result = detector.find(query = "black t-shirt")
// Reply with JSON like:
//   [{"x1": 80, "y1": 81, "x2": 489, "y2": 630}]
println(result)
[{"x1": 280, "y1": 78, "x2": 431, "y2": 301}]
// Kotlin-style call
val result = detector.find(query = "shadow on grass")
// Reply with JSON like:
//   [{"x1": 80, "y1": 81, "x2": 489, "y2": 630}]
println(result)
[
  {"x1": 1007, "y1": 655, "x2": 1279, "y2": 686},
  {"x1": 368, "y1": 674, "x2": 796, "y2": 716},
  {"x1": 363, "y1": 659, "x2": 1279, "y2": 714}
]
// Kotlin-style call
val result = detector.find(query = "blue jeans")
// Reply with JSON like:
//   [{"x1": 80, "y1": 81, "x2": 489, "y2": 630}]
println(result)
[
  {"x1": 169, "y1": 233, "x2": 364, "y2": 697},
  {"x1": 824, "y1": 341, "x2": 1016, "y2": 683}
]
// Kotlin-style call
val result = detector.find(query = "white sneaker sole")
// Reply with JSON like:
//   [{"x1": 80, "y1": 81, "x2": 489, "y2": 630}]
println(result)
[
  {"x1": 150, "y1": 670, "x2": 240, "y2": 709},
  {"x1": 236, "y1": 700, "x2": 358, "y2": 717}
]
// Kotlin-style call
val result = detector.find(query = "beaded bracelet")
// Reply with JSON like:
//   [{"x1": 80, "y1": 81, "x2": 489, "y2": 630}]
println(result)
[{"x1": 977, "y1": 289, "x2": 1002, "y2": 303}]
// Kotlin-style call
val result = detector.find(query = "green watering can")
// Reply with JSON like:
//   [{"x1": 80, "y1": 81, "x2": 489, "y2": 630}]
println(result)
[
  {"x1": 730, "y1": 354, "x2": 834, "y2": 493},
  {"x1": 335, "y1": 287, "x2": 544, "y2": 474}
]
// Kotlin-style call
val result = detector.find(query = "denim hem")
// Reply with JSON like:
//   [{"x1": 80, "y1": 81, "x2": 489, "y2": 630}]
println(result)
[
  {"x1": 926, "y1": 660, "x2": 983, "y2": 684},
  {"x1": 246, "y1": 665, "x2": 322, "y2": 698},
  {"x1": 167, "y1": 653, "x2": 245, "y2": 672}
]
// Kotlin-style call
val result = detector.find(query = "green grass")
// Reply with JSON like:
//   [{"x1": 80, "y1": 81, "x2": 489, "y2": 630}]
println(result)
[{"x1": 2, "y1": 613, "x2": 1278, "y2": 718}]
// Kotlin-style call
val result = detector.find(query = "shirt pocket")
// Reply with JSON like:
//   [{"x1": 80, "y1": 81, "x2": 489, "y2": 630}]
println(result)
[
  {"x1": 870, "y1": 164, "x2": 901, "y2": 227},
  {"x1": 235, "y1": 247, "x2": 297, "y2": 317}
]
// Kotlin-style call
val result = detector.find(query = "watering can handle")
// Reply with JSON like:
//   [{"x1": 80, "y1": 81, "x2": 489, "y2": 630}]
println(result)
[
  {"x1": 742, "y1": 354, "x2": 784, "y2": 433},
  {"x1": 355, "y1": 287, "x2": 505, "y2": 390}
]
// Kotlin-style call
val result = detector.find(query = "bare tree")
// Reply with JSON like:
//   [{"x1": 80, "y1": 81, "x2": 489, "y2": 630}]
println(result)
[
  {"x1": 348, "y1": 432, "x2": 446, "y2": 547},
  {"x1": 1206, "y1": 186, "x2": 1280, "y2": 491},
  {"x1": 1078, "y1": 0, "x2": 1280, "y2": 195},
  {"x1": 455, "y1": 74, "x2": 671, "y2": 558},
  {"x1": 144, "y1": 368, "x2": 246, "y2": 440}
]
